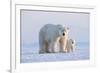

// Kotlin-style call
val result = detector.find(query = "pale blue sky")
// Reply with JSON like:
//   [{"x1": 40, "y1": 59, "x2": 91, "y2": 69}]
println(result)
[{"x1": 21, "y1": 10, "x2": 90, "y2": 45}]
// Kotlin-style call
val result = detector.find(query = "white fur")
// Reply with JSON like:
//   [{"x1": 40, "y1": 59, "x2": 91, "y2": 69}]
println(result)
[
  {"x1": 66, "y1": 39, "x2": 76, "y2": 53},
  {"x1": 39, "y1": 24, "x2": 69, "y2": 53}
]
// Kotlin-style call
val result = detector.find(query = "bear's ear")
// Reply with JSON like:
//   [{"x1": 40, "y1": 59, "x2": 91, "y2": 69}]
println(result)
[
  {"x1": 66, "y1": 27, "x2": 69, "y2": 34},
  {"x1": 64, "y1": 27, "x2": 69, "y2": 30}
]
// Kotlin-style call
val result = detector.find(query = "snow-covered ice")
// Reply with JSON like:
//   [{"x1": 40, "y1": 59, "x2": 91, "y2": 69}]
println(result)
[{"x1": 20, "y1": 42, "x2": 89, "y2": 63}]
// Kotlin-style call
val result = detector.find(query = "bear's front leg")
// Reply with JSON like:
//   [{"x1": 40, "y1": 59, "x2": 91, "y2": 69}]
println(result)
[
  {"x1": 48, "y1": 41, "x2": 58, "y2": 53},
  {"x1": 59, "y1": 39, "x2": 67, "y2": 53},
  {"x1": 60, "y1": 45, "x2": 67, "y2": 53}
]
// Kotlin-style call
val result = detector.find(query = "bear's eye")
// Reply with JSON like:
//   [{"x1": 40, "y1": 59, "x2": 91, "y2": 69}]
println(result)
[{"x1": 63, "y1": 32, "x2": 65, "y2": 36}]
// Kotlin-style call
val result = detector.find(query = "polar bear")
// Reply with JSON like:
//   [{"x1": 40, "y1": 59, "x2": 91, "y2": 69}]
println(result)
[
  {"x1": 66, "y1": 39, "x2": 76, "y2": 53},
  {"x1": 39, "y1": 24, "x2": 69, "y2": 53}
]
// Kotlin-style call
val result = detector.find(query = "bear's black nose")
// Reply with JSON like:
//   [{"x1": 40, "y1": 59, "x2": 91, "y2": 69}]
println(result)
[{"x1": 63, "y1": 32, "x2": 65, "y2": 36}]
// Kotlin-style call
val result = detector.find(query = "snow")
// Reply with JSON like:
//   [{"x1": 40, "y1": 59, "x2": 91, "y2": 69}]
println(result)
[{"x1": 20, "y1": 42, "x2": 89, "y2": 63}]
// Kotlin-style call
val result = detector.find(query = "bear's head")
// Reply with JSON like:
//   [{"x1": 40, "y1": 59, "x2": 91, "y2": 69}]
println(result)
[{"x1": 56, "y1": 24, "x2": 69, "y2": 38}]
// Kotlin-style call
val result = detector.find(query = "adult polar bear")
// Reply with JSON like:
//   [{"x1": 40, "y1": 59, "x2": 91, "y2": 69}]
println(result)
[{"x1": 39, "y1": 24, "x2": 69, "y2": 53}]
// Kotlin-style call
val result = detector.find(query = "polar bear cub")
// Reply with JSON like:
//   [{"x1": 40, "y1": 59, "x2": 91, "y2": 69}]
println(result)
[
  {"x1": 39, "y1": 24, "x2": 69, "y2": 53},
  {"x1": 66, "y1": 39, "x2": 76, "y2": 53}
]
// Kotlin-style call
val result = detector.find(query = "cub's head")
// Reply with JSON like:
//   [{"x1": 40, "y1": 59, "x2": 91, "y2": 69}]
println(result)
[{"x1": 69, "y1": 39, "x2": 76, "y2": 49}]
